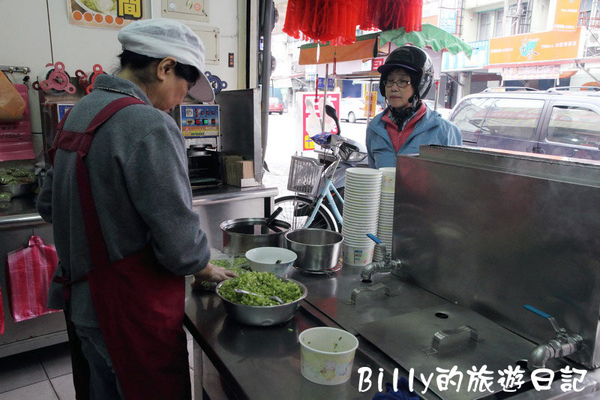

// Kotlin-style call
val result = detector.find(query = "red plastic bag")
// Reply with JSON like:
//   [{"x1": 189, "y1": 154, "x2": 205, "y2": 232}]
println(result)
[{"x1": 6, "y1": 236, "x2": 60, "y2": 322}]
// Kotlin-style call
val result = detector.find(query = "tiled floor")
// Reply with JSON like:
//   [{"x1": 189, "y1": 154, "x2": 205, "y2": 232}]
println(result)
[
  {"x1": 0, "y1": 342, "x2": 75, "y2": 400},
  {"x1": 0, "y1": 330, "x2": 196, "y2": 399}
]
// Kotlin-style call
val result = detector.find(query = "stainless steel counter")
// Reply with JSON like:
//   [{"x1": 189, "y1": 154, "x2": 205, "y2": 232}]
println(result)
[
  {"x1": 184, "y1": 266, "x2": 432, "y2": 400},
  {"x1": 184, "y1": 265, "x2": 453, "y2": 400},
  {"x1": 184, "y1": 265, "x2": 600, "y2": 399}
]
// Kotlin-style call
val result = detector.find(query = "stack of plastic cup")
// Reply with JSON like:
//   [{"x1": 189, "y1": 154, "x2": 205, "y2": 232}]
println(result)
[
  {"x1": 341, "y1": 168, "x2": 382, "y2": 266},
  {"x1": 374, "y1": 167, "x2": 396, "y2": 261}
]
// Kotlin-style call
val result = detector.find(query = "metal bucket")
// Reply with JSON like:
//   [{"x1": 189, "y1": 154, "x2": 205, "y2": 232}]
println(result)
[
  {"x1": 285, "y1": 229, "x2": 343, "y2": 273},
  {"x1": 220, "y1": 218, "x2": 291, "y2": 255}
]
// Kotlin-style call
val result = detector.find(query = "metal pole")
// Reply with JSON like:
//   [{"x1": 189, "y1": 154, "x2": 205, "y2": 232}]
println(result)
[
  {"x1": 321, "y1": 63, "x2": 329, "y2": 131},
  {"x1": 260, "y1": 0, "x2": 274, "y2": 159},
  {"x1": 433, "y1": 80, "x2": 440, "y2": 110}
]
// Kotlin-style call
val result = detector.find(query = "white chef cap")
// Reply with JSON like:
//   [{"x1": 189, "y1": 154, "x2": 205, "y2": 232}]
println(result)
[{"x1": 118, "y1": 18, "x2": 215, "y2": 102}]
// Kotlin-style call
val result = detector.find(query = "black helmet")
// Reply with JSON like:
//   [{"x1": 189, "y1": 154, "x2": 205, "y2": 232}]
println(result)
[{"x1": 377, "y1": 45, "x2": 434, "y2": 101}]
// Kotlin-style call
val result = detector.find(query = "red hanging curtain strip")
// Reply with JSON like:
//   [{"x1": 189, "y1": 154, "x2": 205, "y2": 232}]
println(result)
[{"x1": 283, "y1": 0, "x2": 423, "y2": 45}]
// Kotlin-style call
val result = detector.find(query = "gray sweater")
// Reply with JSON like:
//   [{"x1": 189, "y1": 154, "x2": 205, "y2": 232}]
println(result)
[{"x1": 37, "y1": 74, "x2": 210, "y2": 327}]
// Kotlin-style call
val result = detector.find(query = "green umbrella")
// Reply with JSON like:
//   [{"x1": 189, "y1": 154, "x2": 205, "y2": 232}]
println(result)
[{"x1": 379, "y1": 23, "x2": 473, "y2": 58}]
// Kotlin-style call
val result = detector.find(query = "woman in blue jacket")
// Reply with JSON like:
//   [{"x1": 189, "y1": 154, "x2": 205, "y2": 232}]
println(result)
[{"x1": 366, "y1": 46, "x2": 462, "y2": 168}]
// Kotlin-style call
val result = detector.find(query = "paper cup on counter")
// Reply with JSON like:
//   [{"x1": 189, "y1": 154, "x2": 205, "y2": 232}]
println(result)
[
  {"x1": 342, "y1": 243, "x2": 375, "y2": 266},
  {"x1": 379, "y1": 167, "x2": 396, "y2": 193},
  {"x1": 299, "y1": 327, "x2": 359, "y2": 385}
]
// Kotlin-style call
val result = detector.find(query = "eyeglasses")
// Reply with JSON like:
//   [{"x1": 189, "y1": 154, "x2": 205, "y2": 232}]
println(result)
[{"x1": 384, "y1": 79, "x2": 411, "y2": 89}]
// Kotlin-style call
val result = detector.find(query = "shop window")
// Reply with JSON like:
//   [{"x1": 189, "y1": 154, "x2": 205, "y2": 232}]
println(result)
[
  {"x1": 478, "y1": 9, "x2": 505, "y2": 40},
  {"x1": 547, "y1": 105, "x2": 600, "y2": 147},
  {"x1": 478, "y1": 12, "x2": 493, "y2": 40},
  {"x1": 509, "y1": 3, "x2": 532, "y2": 34},
  {"x1": 579, "y1": 0, "x2": 600, "y2": 28},
  {"x1": 495, "y1": 9, "x2": 504, "y2": 36}
]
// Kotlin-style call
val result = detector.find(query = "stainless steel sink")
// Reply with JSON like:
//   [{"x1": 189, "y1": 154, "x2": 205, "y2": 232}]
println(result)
[{"x1": 355, "y1": 303, "x2": 537, "y2": 400}]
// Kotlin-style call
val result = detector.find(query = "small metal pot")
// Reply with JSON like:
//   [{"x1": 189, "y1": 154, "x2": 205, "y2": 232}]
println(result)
[
  {"x1": 220, "y1": 217, "x2": 291, "y2": 255},
  {"x1": 285, "y1": 229, "x2": 344, "y2": 273}
]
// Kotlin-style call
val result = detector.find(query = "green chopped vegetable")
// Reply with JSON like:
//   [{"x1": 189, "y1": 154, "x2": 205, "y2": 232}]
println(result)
[
  {"x1": 232, "y1": 256, "x2": 249, "y2": 267},
  {"x1": 0, "y1": 167, "x2": 35, "y2": 185},
  {"x1": 219, "y1": 271, "x2": 302, "y2": 306},
  {"x1": 0, "y1": 192, "x2": 13, "y2": 202},
  {"x1": 209, "y1": 257, "x2": 249, "y2": 270},
  {"x1": 210, "y1": 259, "x2": 231, "y2": 268}
]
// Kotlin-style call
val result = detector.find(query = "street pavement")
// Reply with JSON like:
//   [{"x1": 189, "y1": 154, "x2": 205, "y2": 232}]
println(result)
[{"x1": 262, "y1": 109, "x2": 369, "y2": 198}]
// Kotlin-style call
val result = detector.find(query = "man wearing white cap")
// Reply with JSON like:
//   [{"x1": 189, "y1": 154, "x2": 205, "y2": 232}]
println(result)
[{"x1": 38, "y1": 18, "x2": 235, "y2": 399}]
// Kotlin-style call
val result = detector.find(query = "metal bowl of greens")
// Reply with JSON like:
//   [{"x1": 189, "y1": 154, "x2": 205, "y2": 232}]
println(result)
[{"x1": 215, "y1": 272, "x2": 307, "y2": 326}]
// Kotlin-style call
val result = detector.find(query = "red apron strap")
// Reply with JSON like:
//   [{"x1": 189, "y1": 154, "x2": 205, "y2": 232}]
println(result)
[
  {"x1": 76, "y1": 152, "x2": 111, "y2": 268},
  {"x1": 48, "y1": 107, "x2": 73, "y2": 165},
  {"x1": 52, "y1": 97, "x2": 145, "y2": 269},
  {"x1": 84, "y1": 97, "x2": 144, "y2": 135},
  {"x1": 77, "y1": 97, "x2": 144, "y2": 268},
  {"x1": 49, "y1": 97, "x2": 144, "y2": 165}
]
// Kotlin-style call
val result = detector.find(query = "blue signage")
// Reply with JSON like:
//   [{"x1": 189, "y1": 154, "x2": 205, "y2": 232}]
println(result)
[
  {"x1": 439, "y1": 9, "x2": 458, "y2": 34},
  {"x1": 57, "y1": 104, "x2": 74, "y2": 121},
  {"x1": 441, "y1": 40, "x2": 490, "y2": 72},
  {"x1": 317, "y1": 77, "x2": 335, "y2": 90}
]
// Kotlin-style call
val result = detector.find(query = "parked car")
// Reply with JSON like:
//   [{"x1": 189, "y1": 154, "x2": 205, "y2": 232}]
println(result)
[
  {"x1": 269, "y1": 97, "x2": 284, "y2": 114},
  {"x1": 448, "y1": 87, "x2": 600, "y2": 161},
  {"x1": 423, "y1": 99, "x2": 453, "y2": 119},
  {"x1": 340, "y1": 97, "x2": 383, "y2": 123}
]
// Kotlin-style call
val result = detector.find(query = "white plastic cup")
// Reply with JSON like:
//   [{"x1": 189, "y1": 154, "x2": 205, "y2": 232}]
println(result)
[
  {"x1": 379, "y1": 167, "x2": 396, "y2": 193},
  {"x1": 341, "y1": 243, "x2": 375, "y2": 266},
  {"x1": 299, "y1": 327, "x2": 359, "y2": 385}
]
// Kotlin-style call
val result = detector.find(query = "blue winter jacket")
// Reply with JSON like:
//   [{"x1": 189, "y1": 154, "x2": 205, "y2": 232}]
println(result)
[{"x1": 366, "y1": 107, "x2": 463, "y2": 168}]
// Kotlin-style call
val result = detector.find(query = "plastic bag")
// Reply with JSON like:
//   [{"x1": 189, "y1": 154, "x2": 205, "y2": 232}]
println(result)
[
  {"x1": 6, "y1": 236, "x2": 61, "y2": 322},
  {"x1": 0, "y1": 84, "x2": 35, "y2": 162},
  {"x1": 0, "y1": 71, "x2": 26, "y2": 122}
]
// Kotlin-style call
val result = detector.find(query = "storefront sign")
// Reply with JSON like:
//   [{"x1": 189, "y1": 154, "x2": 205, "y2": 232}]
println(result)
[
  {"x1": 553, "y1": 0, "x2": 582, "y2": 30},
  {"x1": 317, "y1": 77, "x2": 335, "y2": 91},
  {"x1": 442, "y1": 41, "x2": 489, "y2": 71},
  {"x1": 301, "y1": 93, "x2": 340, "y2": 151},
  {"x1": 372, "y1": 57, "x2": 386, "y2": 71},
  {"x1": 439, "y1": 9, "x2": 458, "y2": 34},
  {"x1": 502, "y1": 65, "x2": 561, "y2": 80},
  {"x1": 489, "y1": 28, "x2": 582, "y2": 66},
  {"x1": 68, "y1": 0, "x2": 148, "y2": 28}
]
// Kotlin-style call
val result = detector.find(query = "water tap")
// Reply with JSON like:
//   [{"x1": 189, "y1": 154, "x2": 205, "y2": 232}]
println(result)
[
  {"x1": 524, "y1": 305, "x2": 584, "y2": 370},
  {"x1": 360, "y1": 234, "x2": 402, "y2": 282}
]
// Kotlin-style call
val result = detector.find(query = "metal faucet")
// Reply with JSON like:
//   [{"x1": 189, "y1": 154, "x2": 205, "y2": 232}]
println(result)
[
  {"x1": 360, "y1": 234, "x2": 402, "y2": 282},
  {"x1": 524, "y1": 305, "x2": 584, "y2": 370}
]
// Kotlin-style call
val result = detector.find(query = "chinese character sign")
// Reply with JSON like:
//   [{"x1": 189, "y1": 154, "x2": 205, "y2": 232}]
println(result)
[
  {"x1": 554, "y1": 0, "x2": 582, "y2": 30},
  {"x1": 302, "y1": 93, "x2": 340, "y2": 151},
  {"x1": 489, "y1": 29, "x2": 582, "y2": 65},
  {"x1": 68, "y1": 0, "x2": 148, "y2": 28}
]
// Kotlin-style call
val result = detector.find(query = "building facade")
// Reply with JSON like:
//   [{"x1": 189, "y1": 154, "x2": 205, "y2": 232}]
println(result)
[{"x1": 441, "y1": 0, "x2": 600, "y2": 106}]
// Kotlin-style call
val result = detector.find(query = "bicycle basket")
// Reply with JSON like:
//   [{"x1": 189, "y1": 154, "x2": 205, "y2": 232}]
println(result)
[{"x1": 287, "y1": 156, "x2": 324, "y2": 196}]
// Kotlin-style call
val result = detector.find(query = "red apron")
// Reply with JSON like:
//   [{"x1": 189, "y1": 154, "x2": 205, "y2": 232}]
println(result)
[{"x1": 50, "y1": 97, "x2": 191, "y2": 400}]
